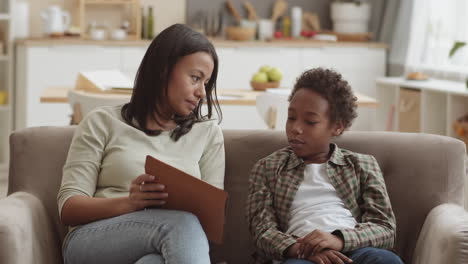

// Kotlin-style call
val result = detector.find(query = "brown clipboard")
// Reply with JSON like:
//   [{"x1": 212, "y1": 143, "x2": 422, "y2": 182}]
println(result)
[{"x1": 144, "y1": 155, "x2": 228, "y2": 244}]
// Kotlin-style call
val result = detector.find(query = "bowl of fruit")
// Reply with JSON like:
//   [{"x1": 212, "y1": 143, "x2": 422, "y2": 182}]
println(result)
[{"x1": 250, "y1": 65, "x2": 283, "y2": 91}]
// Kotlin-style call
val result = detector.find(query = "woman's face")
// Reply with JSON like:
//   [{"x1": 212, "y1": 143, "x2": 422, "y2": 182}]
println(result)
[{"x1": 166, "y1": 52, "x2": 214, "y2": 117}]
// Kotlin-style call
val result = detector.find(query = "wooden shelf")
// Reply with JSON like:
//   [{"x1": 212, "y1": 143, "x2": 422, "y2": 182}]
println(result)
[
  {"x1": 79, "y1": 0, "x2": 141, "y2": 40},
  {"x1": 81, "y1": 33, "x2": 140, "y2": 41},
  {"x1": 84, "y1": 0, "x2": 138, "y2": 4},
  {"x1": 16, "y1": 37, "x2": 388, "y2": 49},
  {"x1": 0, "y1": 14, "x2": 9, "y2": 20}
]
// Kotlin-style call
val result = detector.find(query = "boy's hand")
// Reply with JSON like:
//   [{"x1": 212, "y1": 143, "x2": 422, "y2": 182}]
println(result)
[
  {"x1": 285, "y1": 242, "x2": 302, "y2": 258},
  {"x1": 297, "y1": 230, "x2": 344, "y2": 258},
  {"x1": 307, "y1": 249, "x2": 353, "y2": 264}
]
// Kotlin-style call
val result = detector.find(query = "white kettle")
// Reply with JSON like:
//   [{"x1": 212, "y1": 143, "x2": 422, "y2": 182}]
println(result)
[{"x1": 41, "y1": 5, "x2": 70, "y2": 36}]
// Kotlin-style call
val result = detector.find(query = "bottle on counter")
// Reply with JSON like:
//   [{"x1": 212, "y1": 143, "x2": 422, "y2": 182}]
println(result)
[
  {"x1": 141, "y1": 7, "x2": 146, "y2": 39},
  {"x1": 282, "y1": 16, "x2": 291, "y2": 38},
  {"x1": 147, "y1": 6, "x2": 154, "y2": 40},
  {"x1": 291, "y1": 6, "x2": 302, "y2": 38}
]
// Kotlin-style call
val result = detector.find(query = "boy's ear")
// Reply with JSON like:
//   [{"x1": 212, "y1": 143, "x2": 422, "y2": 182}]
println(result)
[{"x1": 332, "y1": 121, "x2": 345, "y2": 136}]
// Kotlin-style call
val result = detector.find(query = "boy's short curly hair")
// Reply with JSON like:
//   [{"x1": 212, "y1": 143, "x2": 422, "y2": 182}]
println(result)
[{"x1": 289, "y1": 68, "x2": 357, "y2": 130}]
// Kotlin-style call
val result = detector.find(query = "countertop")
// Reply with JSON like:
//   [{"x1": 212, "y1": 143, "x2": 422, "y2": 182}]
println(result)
[
  {"x1": 17, "y1": 37, "x2": 388, "y2": 49},
  {"x1": 41, "y1": 87, "x2": 379, "y2": 107},
  {"x1": 377, "y1": 77, "x2": 468, "y2": 96}
]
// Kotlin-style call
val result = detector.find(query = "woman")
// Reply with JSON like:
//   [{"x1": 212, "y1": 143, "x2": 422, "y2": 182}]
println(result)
[{"x1": 58, "y1": 24, "x2": 224, "y2": 264}]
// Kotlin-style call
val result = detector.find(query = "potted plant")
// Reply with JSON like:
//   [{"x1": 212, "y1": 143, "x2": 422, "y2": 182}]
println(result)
[
  {"x1": 330, "y1": 0, "x2": 371, "y2": 33},
  {"x1": 449, "y1": 41, "x2": 468, "y2": 89},
  {"x1": 449, "y1": 41, "x2": 466, "y2": 63}
]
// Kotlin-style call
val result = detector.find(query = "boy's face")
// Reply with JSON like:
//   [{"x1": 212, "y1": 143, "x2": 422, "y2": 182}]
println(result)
[{"x1": 286, "y1": 88, "x2": 344, "y2": 162}]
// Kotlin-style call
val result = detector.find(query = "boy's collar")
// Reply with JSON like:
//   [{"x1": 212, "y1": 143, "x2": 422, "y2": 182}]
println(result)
[
  {"x1": 287, "y1": 143, "x2": 346, "y2": 169},
  {"x1": 329, "y1": 144, "x2": 347, "y2": 166}
]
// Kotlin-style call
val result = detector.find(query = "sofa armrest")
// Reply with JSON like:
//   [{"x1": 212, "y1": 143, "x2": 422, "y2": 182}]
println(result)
[
  {"x1": 412, "y1": 203, "x2": 468, "y2": 264},
  {"x1": 0, "y1": 192, "x2": 63, "y2": 264}
]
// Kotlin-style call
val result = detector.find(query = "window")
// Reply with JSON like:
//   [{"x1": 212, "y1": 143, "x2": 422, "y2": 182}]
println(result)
[{"x1": 407, "y1": 0, "x2": 468, "y2": 79}]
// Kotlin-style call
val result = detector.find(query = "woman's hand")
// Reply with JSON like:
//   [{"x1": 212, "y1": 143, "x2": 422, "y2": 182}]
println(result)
[
  {"x1": 297, "y1": 230, "x2": 344, "y2": 258},
  {"x1": 127, "y1": 174, "x2": 168, "y2": 211},
  {"x1": 307, "y1": 249, "x2": 353, "y2": 264}
]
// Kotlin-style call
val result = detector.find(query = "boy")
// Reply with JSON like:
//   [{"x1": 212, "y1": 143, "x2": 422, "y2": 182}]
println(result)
[{"x1": 246, "y1": 68, "x2": 403, "y2": 264}]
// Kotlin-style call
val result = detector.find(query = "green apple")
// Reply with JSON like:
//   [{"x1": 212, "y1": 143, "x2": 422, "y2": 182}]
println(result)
[
  {"x1": 259, "y1": 65, "x2": 272, "y2": 73},
  {"x1": 267, "y1": 68, "x2": 283, "y2": 82},
  {"x1": 252, "y1": 72, "x2": 268, "y2": 83}
]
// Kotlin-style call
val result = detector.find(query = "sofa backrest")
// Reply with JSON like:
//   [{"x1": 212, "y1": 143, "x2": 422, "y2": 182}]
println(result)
[
  {"x1": 8, "y1": 127, "x2": 466, "y2": 264},
  {"x1": 334, "y1": 132, "x2": 465, "y2": 262},
  {"x1": 9, "y1": 126, "x2": 75, "y2": 248}
]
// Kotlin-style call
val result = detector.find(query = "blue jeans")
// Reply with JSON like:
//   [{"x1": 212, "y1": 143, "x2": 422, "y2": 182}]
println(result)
[
  {"x1": 62, "y1": 209, "x2": 210, "y2": 264},
  {"x1": 283, "y1": 247, "x2": 403, "y2": 264}
]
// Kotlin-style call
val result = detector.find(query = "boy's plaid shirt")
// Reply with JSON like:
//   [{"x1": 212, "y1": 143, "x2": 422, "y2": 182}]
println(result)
[{"x1": 246, "y1": 144, "x2": 396, "y2": 263}]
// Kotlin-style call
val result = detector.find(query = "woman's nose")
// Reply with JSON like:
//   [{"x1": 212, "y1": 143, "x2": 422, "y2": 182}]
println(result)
[{"x1": 195, "y1": 83, "x2": 206, "y2": 99}]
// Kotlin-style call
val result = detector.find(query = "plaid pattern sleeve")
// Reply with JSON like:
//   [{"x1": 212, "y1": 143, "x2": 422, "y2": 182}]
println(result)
[
  {"x1": 245, "y1": 158, "x2": 297, "y2": 261},
  {"x1": 337, "y1": 154, "x2": 396, "y2": 252}
]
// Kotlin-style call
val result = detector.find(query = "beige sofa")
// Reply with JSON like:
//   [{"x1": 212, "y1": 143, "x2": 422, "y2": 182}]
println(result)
[{"x1": 1, "y1": 126, "x2": 468, "y2": 264}]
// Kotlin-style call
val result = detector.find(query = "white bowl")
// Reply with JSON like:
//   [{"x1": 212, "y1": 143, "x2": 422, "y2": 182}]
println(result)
[
  {"x1": 111, "y1": 29, "x2": 127, "y2": 40},
  {"x1": 90, "y1": 29, "x2": 106, "y2": 40}
]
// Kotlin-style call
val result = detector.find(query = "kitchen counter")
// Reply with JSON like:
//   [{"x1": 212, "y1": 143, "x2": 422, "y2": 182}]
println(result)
[
  {"x1": 17, "y1": 37, "x2": 384, "y2": 130},
  {"x1": 16, "y1": 37, "x2": 388, "y2": 49},
  {"x1": 40, "y1": 87, "x2": 379, "y2": 107}
]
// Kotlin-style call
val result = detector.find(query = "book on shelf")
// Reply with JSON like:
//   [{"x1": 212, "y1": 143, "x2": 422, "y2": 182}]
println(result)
[
  {"x1": 75, "y1": 70, "x2": 133, "y2": 94},
  {"x1": 144, "y1": 155, "x2": 228, "y2": 244}
]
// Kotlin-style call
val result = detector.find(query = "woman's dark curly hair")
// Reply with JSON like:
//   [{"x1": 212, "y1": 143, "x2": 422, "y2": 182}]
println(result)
[{"x1": 289, "y1": 68, "x2": 357, "y2": 130}]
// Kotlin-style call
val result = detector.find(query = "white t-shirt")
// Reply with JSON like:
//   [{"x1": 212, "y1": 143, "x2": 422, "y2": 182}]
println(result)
[{"x1": 286, "y1": 162, "x2": 357, "y2": 237}]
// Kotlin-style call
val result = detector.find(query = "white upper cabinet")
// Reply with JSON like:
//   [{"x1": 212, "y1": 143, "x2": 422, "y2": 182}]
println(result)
[
  {"x1": 120, "y1": 47, "x2": 147, "y2": 80},
  {"x1": 300, "y1": 47, "x2": 386, "y2": 97},
  {"x1": 16, "y1": 45, "x2": 121, "y2": 128}
]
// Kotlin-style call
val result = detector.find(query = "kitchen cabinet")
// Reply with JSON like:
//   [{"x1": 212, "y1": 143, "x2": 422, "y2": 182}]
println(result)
[
  {"x1": 301, "y1": 47, "x2": 385, "y2": 97},
  {"x1": 299, "y1": 47, "x2": 385, "y2": 131},
  {"x1": 16, "y1": 45, "x2": 121, "y2": 128},
  {"x1": 217, "y1": 46, "x2": 386, "y2": 98},
  {"x1": 203, "y1": 105, "x2": 267, "y2": 130},
  {"x1": 375, "y1": 77, "x2": 468, "y2": 139},
  {"x1": 0, "y1": 0, "x2": 13, "y2": 172},
  {"x1": 120, "y1": 47, "x2": 146, "y2": 78},
  {"x1": 15, "y1": 40, "x2": 386, "y2": 131}
]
